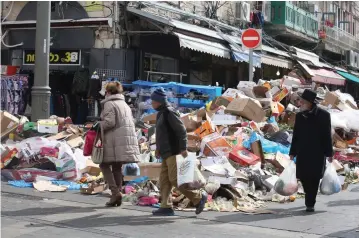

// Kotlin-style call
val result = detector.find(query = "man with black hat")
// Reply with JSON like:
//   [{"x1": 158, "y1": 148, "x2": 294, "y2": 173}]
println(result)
[
  {"x1": 150, "y1": 88, "x2": 208, "y2": 216},
  {"x1": 290, "y1": 89, "x2": 333, "y2": 212}
]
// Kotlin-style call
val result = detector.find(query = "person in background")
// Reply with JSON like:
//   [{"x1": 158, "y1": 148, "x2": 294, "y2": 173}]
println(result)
[
  {"x1": 99, "y1": 82, "x2": 140, "y2": 207},
  {"x1": 150, "y1": 88, "x2": 207, "y2": 216},
  {"x1": 289, "y1": 89, "x2": 333, "y2": 212}
]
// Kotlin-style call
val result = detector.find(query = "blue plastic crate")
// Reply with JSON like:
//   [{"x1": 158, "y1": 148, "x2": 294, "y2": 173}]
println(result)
[
  {"x1": 178, "y1": 98, "x2": 206, "y2": 108},
  {"x1": 177, "y1": 83, "x2": 222, "y2": 101}
]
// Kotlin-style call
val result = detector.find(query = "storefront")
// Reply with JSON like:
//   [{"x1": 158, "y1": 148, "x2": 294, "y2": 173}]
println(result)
[{"x1": 1, "y1": 2, "x2": 125, "y2": 123}]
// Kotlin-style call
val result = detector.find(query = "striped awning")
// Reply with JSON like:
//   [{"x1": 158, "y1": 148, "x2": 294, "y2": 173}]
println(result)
[
  {"x1": 261, "y1": 54, "x2": 293, "y2": 69},
  {"x1": 311, "y1": 69, "x2": 346, "y2": 86}
]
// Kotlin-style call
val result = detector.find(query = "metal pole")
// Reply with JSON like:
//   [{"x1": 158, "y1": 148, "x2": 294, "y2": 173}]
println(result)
[
  {"x1": 248, "y1": 49, "x2": 253, "y2": 82},
  {"x1": 32, "y1": 1, "x2": 51, "y2": 121}
]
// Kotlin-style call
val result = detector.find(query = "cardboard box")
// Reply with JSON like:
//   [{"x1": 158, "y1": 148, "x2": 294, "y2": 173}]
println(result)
[
  {"x1": 222, "y1": 88, "x2": 246, "y2": 99},
  {"x1": 187, "y1": 133, "x2": 201, "y2": 152},
  {"x1": 253, "y1": 86, "x2": 269, "y2": 98},
  {"x1": 270, "y1": 102, "x2": 285, "y2": 117},
  {"x1": 80, "y1": 184, "x2": 106, "y2": 195},
  {"x1": 288, "y1": 113, "x2": 296, "y2": 128},
  {"x1": 0, "y1": 111, "x2": 19, "y2": 138},
  {"x1": 124, "y1": 163, "x2": 162, "y2": 181},
  {"x1": 273, "y1": 87, "x2": 290, "y2": 102},
  {"x1": 194, "y1": 121, "x2": 216, "y2": 139},
  {"x1": 203, "y1": 136, "x2": 233, "y2": 157},
  {"x1": 251, "y1": 140, "x2": 265, "y2": 167},
  {"x1": 225, "y1": 98, "x2": 265, "y2": 123},
  {"x1": 323, "y1": 92, "x2": 340, "y2": 108},
  {"x1": 181, "y1": 114, "x2": 202, "y2": 132},
  {"x1": 229, "y1": 148, "x2": 260, "y2": 166},
  {"x1": 37, "y1": 119, "x2": 59, "y2": 134},
  {"x1": 142, "y1": 113, "x2": 157, "y2": 124}
]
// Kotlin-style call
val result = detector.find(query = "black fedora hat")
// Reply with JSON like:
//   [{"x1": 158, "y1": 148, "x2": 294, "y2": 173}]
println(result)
[{"x1": 298, "y1": 89, "x2": 319, "y2": 104}]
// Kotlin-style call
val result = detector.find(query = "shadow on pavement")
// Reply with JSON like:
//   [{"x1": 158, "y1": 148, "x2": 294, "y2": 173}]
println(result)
[
  {"x1": 25, "y1": 214, "x2": 184, "y2": 228},
  {"x1": 2, "y1": 206, "x2": 106, "y2": 217},
  {"x1": 321, "y1": 227, "x2": 359, "y2": 238},
  {"x1": 197, "y1": 207, "x2": 327, "y2": 225},
  {"x1": 326, "y1": 199, "x2": 359, "y2": 207}
]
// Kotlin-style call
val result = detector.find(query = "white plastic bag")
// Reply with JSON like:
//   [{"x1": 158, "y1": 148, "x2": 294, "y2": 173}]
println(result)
[
  {"x1": 320, "y1": 163, "x2": 341, "y2": 195},
  {"x1": 274, "y1": 161, "x2": 298, "y2": 196},
  {"x1": 176, "y1": 154, "x2": 206, "y2": 190}
]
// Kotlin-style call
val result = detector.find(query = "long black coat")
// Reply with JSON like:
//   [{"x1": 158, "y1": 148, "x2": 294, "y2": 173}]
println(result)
[{"x1": 289, "y1": 106, "x2": 333, "y2": 180}]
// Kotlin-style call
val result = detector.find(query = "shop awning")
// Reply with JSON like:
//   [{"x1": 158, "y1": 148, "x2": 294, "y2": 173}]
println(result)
[
  {"x1": 337, "y1": 71, "x2": 359, "y2": 84},
  {"x1": 127, "y1": 7, "x2": 264, "y2": 66},
  {"x1": 297, "y1": 61, "x2": 315, "y2": 77},
  {"x1": 174, "y1": 32, "x2": 231, "y2": 59},
  {"x1": 293, "y1": 47, "x2": 321, "y2": 66},
  {"x1": 231, "y1": 48, "x2": 261, "y2": 68},
  {"x1": 261, "y1": 54, "x2": 293, "y2": 69},
  {"x1": 311, "y1": 68, "x2": 346, "y2": 86}
]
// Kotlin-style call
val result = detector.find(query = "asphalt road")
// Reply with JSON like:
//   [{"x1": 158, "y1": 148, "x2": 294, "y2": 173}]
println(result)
[{"x1": 1, "y1": 183, "x2": 359, "y2": 238}]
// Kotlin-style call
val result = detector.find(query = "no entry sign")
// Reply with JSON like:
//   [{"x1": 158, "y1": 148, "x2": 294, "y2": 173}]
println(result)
[{"x1": 241, "y1": 28, "x2": 261, "y2": 49}]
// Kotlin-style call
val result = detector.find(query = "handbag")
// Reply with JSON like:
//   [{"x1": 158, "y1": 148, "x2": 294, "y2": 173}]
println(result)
[
  {"x1": 83, "y1": 129, "x2": 97, "y2": 156},
  {"x1": 91, "y1": 124, "x2": 105, "y2": 164}
]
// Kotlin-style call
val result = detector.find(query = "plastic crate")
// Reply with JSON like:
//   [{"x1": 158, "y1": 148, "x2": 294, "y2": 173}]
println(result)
[
  {"x1": 177, "y1": 83, "x2": 222, "y2": 101},
  {"x1": 178, "y1": 98, "x2": 205, "y2": 108}
]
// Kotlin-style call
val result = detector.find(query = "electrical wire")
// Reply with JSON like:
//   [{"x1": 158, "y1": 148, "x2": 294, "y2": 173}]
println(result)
[
  {"x1": 1, "y1": 1, "x2": 24, "y2": 48},
  {"x1": 65, "y1": 1, "x2": 113, "y2": 19}
]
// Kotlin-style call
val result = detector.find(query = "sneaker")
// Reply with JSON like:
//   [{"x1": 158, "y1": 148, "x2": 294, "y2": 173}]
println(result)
[
  {"x1": 152, "y1": 208, "x2": 175, "y2": 216},
  {"x1": 195, "y1": 192, "x2": 208, "y2": 215},
  {"x1": 306, "y1": 207, "x2": 315, "y2": 212}
]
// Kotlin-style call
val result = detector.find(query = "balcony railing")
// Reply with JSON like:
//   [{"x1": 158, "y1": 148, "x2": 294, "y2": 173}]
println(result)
[
  {"x1": 323, "y1": 25, "x2": 359, "y2": 51},
  {"x1": 271, "y1": 2, "x2": 319, "y2": 40}
]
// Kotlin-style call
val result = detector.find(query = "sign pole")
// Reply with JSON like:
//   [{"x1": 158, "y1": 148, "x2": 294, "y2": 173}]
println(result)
[
  {"x1": 248, "y1": 49, "x2": 253, "y2": 82},
  {"x1": 32, "y1": 1, "x2": 51, "y2": 121}
]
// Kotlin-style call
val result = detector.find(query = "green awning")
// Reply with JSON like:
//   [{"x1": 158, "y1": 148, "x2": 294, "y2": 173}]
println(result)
[{"x1": 337, "y1": 71, "x2": 359, "y2": 84}]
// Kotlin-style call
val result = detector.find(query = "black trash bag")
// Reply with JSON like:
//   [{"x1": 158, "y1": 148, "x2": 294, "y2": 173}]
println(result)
[{"x1": 266, "y1": 130, "x2": 292, "y2": 147}]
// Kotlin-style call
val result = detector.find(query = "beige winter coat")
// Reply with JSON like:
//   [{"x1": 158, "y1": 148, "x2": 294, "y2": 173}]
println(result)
[{"x1": 100, "y1": 94, "x2": 140, "y2": 164}]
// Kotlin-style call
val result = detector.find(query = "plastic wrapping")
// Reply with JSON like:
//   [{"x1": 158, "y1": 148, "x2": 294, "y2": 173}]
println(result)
[
  {"x1": 274, "y1": 161, "x2": 298, "y2": 196},
  {"x1": 320, "y1": 163, "x2": 341, "y2": 195},
  {"x1": 330, "y1": 109, "x2": 359, "y2": 131},
  {"x1": 123, "y1": 163, "x2": 140, "y2": 176},
  {"x1": 243, "y1": 132, "x2": 290, "y2": 154}
]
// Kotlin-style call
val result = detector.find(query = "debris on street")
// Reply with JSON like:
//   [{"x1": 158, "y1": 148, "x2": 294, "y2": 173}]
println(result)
[{"x1": 1, "y1": 79, "x2": 358, "y2": 213}]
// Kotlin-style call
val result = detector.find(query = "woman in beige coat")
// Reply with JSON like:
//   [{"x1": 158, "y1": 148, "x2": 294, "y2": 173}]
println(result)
[{"x1": 99, "y1": 82, "x2": 139, "y2": 207}]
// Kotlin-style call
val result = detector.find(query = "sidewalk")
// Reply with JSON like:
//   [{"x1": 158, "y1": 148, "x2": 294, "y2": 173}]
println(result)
[{"x1": 2, "y1": 182, "x2": 358, "y2": 238}]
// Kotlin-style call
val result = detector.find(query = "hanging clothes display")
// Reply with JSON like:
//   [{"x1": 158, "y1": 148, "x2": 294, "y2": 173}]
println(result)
[{"x1": 1, "y1": 75, "x2": 29, "y2": 115}]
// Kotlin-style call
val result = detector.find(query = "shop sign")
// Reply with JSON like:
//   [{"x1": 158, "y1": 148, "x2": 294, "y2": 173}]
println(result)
[{"x1": 23, "y1": 50, "x2": 81, "y2": 65}]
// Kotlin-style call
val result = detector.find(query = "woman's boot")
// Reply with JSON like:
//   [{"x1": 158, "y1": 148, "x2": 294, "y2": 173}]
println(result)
[{"x1": 106, "y1": 191, "x2": 123, "y2": 207}]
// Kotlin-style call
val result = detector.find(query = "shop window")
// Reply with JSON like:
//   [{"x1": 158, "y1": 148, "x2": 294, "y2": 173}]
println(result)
[{"x1": 144, "y1": 53, "x2": 178, "y2": 82}]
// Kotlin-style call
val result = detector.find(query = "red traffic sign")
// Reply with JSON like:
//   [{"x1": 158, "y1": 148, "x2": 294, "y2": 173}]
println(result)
[{"x1": 241, "y1": 28, "x2": 261, "y2": 49}]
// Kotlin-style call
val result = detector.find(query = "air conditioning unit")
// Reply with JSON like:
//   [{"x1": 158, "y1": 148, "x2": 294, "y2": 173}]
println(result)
[
  {"x1": 235, "y1": 2, "x2": 251, "y2": 22},
  {"x1": 262, "y1": 1, "x2": 271, "y2": 22}
]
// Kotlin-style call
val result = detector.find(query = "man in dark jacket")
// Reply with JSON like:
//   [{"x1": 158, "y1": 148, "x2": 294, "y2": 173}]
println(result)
[
  {"x1": 150, "y1": 88, "x2": 207, "y2": 216},
  {"x1": 290, "y1": 89, "x2": 333, "y2": 212}
]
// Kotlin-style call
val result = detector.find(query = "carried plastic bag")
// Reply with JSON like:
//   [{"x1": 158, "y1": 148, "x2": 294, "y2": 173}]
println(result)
[
  {"x1": 274, "y1": 161, "x2": 298, "y2": 196},
  {"x1": 123, "y1": 163, "x2": 140, "y2": 176},
  {"x1": 176, "y1": 154, "x2": 206, "y2": 190},
  {"x1": 320, "y1": 163, "x2": 341, "y2": 195}
]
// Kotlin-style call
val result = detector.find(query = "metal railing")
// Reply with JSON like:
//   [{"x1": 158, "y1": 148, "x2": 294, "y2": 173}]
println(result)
[{"x1": 323, "y1": 25, "x2": 359, "y2": 51}]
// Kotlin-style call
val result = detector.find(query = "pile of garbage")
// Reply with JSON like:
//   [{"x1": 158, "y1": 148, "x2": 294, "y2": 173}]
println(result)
[{"x1": 1, "y1": 77, "x2": 359, "y2": 212}]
